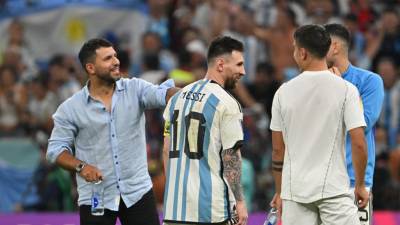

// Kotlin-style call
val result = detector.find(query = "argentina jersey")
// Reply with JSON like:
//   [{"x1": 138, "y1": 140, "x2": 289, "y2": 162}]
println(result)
[{"x1": 163, "y1": 79, "x2": 244, "y2": 224}]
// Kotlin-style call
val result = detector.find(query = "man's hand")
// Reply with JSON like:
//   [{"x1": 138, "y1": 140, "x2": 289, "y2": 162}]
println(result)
[
  {"x1": 329, "y1": 66, "x2": 341, "y2": 77},
  {"x1": 270, "y1": 193, "x2": 282, "y2": 218},
  {"x1": 235, "y1": 200, "x2": 248, "y2": 225},
  {"x1": 79, "y1": 164, "x2": 103, "y2": 182},
  {"x1": 355, "y1": 186, "x2": 369, "y2": 208}
]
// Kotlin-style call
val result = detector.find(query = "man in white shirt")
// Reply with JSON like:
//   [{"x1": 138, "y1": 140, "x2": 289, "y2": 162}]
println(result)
[{"x1": 269, "y1": 24, "x2": 369, "y2": 225}]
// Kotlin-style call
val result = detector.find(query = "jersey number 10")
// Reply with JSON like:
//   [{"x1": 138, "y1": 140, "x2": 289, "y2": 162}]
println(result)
[{"x1": 169, "y1": 110, "x2": 206, "y2": 160}]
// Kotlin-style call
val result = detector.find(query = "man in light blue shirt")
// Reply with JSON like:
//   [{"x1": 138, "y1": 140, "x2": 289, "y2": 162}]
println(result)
[
  {"x1": 47, "y1": 38, "x2": 178, "y2": 225},
  {"x1": 325, "y1": 24, "x2": 384, "y2": 225}
]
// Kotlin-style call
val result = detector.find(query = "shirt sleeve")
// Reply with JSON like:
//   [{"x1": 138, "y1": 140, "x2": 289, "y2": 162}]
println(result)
[
  {"x1": 220, "y1": 101, "x2": 244, "y2": 150},
  {"x1": 46, "y1": 102, "x2": 77, "y2": 163},
  {"x1": 360, "y1": 74, "x2": 384, "y2": 132},
  {"x1": 270, "y1": 87, "x2": 283, "y2": 131},
  {"x1": 137, "y1": 78, "x2": 175, "y2": 109},
  {"x1": 344, "y1": 83, "x2": 367, "y2": 131}
]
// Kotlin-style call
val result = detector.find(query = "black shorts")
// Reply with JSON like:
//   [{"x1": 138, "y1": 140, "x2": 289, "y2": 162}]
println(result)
[{"x1": 80, "y1": 189, "x2": 160, "y2": 225}]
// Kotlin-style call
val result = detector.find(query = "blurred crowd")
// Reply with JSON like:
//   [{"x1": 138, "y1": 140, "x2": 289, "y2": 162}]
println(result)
[{"x1": 1, "y1": 0, "x2": 400, "y2": 212}]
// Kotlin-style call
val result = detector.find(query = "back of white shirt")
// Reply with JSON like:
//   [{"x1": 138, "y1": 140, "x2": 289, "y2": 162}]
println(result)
[{"x1": 270, "y1": 70, "x2": 366, "y2": 203}]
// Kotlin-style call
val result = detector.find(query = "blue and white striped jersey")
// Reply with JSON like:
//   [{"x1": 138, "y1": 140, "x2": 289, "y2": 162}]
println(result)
[{"x1": 163, "y1": 79, "x2": 244, "y2": 224}]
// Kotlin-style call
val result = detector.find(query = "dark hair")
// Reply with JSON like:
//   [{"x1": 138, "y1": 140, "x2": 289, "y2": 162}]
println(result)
[
  {"x1": 207, "y1": 36, "x2": 244, "y2": 63},
  {"x1": 256, "y1": 62, "x2": 275, "y2": 76},
  {"x1": 324, "y1": 23, "x2": 350, "y2": 46},
  {"x1": 78, "y1": 38, "x2": 113, "y2": 71},
  {"x1": 294, "y1": 25, "x2": 331, "y2": 59},
  {"x1": 48, "y1": 54, "x2": 65, "y2": 67},
  {"x1": 143, "y1": 52, "x2": 160, "y2": 70}
]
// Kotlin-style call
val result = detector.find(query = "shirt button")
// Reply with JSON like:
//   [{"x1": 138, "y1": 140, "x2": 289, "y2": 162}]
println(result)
[
  {"x1": 114, "y1": 155, "x2": 117, "y2": 158},
  {"x1": 118, "y1": 178, "x2": 121, "y2": 181},
  {"x1": 103, "y1": 107, "x2": 106, "y2": 111},
  {"x1": 112, "y1": 134, "x2": 115, "y2": 137},
  {"x1": 116, "y1": 162, "x2": 118, "y2": 165},
  {"x1": 117, "y1": 185, "x2": 119, "y2": 189}
]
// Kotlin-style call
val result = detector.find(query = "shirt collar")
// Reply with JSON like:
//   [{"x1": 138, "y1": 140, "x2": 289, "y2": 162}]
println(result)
[
  {"x1": 342, "y1": 64, "x2": 353, "y2": 79},
  {"x1": 83, "y1": 79, "x2": 125, "y2": 104}
]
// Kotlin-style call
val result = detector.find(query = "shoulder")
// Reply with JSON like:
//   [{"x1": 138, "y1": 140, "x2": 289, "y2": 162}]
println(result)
[
  {"x1": 344, "y1": 80, "x2": 360, "y2": 96},
  {"x1": 351, "y1": 66, "x2": 383, "y2": 85},
  {"x1": 209, "y1": 83, "x2": 242, "y2": 114},
  {"x1": 62, "y1": 88, "x2": 85, "y2": 107}
]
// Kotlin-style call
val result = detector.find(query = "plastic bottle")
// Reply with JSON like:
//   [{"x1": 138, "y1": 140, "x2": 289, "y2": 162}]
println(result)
[
  {"x1": 91, "y1": 180, "x2": 104, "y2": 216},
  {"x1": 263, "y1": 207, "x2": 278, "y2": 225}
]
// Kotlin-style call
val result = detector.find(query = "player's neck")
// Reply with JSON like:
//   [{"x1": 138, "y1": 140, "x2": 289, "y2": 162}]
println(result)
[
  {"x1": 335, "y1": 57, "x2": 351, "y2": 75},
  {"x1": 205, "y1": 70, "x2": 225, "y2": 87},
  {"x1": 88, "y1": 78, "x2": 115, "y2": 99},
  {"x1": 302, "y1": 59, "x2": 328, "y2": 72}
]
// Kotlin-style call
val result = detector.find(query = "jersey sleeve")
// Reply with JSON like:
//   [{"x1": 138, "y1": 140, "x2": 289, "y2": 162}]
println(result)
[
  {"x1": 360, "y1": 74, "x2": 384, "y2": 132},
  {"x1": 344, "y1": 83, "x2": 367, "y2": 131},
  {"x1": 220, "y1": 100, "x2": 244, "y2": 150}
]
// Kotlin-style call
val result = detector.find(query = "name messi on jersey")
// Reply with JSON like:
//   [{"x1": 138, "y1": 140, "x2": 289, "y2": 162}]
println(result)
[{"x1": 182, "y1": 91, "x2": 206, "y2": 102}]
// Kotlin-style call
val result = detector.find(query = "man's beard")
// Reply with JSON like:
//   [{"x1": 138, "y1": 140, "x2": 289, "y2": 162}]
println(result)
[
  {"x1": 225, "y1": 77, "x2": 237, "y2": 90},
  {"x1": 98, "y1": 71, "x2": 120, "y2": 85}
]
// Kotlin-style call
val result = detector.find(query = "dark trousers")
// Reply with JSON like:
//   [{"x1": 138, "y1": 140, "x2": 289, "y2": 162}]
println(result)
[{"x1": 80, "y1": 189, "x2": 160, "y2": 225}]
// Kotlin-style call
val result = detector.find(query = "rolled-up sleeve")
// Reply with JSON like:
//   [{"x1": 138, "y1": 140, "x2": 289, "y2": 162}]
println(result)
[
  {"x1": 139, "y1": 78, "x2": 175, "y2": 109},
  {"x1": 46, "y1": 103, "x2": 77, "y2": 163}
]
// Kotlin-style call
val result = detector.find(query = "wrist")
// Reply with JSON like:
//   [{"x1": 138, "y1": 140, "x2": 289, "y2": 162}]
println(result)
[{"x1": 75, "y1": 161, "x2": 86, "y2": 173}]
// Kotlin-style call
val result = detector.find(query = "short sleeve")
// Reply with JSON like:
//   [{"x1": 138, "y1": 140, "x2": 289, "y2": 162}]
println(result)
[
  {"x1": 220, "y1": 101, "x2": 244, "y2": 150},
  {"x1": 344, "y1": 83, "x2": 366, "y2": 131},
  {"x1": 270, "y1": 87, "x2": 283, "y2": 131}
]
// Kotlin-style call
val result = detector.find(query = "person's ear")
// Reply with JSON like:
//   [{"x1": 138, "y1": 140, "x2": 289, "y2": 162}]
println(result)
[
  {"x1": 300, "y1": 48, "x2": 307, "y2": 61},
  {"x1": 86, "y1": 63, "x2": 95, "y2": 75},
  {"x1": 216, "y1": 58, "x2": 224, "y2": 73}
]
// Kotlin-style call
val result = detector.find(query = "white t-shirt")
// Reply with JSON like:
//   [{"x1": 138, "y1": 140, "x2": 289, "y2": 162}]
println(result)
[
  {"x1": 163, "y1": 79, "x2": 244, "y2": 223},
  {"x1": 270, "y1": 70, "x2": 366, "y2": 203}
]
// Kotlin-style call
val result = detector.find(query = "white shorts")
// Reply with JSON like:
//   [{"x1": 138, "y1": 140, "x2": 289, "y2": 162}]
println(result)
[
  {"x1": 350, "y1": 187, "x2": 373, "y2": 225},
  {"x1": 282, "y1": 192, "x2": 360, "y2": 225}
]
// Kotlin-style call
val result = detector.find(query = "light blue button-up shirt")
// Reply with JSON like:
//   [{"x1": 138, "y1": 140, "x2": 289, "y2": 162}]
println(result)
[{"x1": 47, "y1": 78, "x2": 174, "y2": 211}]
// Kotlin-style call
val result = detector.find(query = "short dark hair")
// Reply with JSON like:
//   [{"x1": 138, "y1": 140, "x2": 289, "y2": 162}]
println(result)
[
  {"x1": 78, "y1": 38, "x2": 113, "y2": 71},
  {"x1": 207, "y1": 36, "x2": 244, "y2": 63},
  {"x1": 324, "y1": 23, "x2": 350, "y2": 46},
  {"x1": 294, "y1": 25, "x2": 331, "y2": 59}
]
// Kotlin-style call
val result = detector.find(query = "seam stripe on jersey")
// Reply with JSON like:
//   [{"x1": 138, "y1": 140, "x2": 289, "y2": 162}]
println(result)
[
  {"x1": 198, "y1": 93, "x2": 220, "y2": 222},
  {"x1": 173, "y1": 81, "x2": 202, "y2": 220},
  {"x1": 321, "y1": 80, "x2": 348, "y2": 198},
  {"x1": 181, "y1": 80, "x2": 210, "y2": 221},
  {"x1": 164, "y1": 91, "x2": 181, "y2": 216}
]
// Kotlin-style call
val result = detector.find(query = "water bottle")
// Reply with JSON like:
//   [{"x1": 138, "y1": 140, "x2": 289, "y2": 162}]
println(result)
[
  {"x1": 263, "y1": 207, "x2": 278, "y2": 225},
  {"x1": 91, "y1": 180, "x2": 104, "y2": 216}
]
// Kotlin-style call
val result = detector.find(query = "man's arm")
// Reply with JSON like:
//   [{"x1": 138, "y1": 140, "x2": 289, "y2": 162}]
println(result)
[
  {"x1": 222, "y1": 148, "x2": 248, "y2": 225},
  {"x1": 166, "y1": 87, "x2": 180, "y2": 103},
  {"x1": 162, "y1": 137, "x2": 170, "y2": 174},
  {"x1": 361, "y1": 75, "x2": 384, "y2": 132},
  {"x1": 270, "y1": 131, "x2": 284, "y2": 214},
  {"x1": 56, "y1": 150, "x2": 103, "y2": 182},
  {"x1": 47, "y1": 103, "x2": 102, "y2": 183},
  {"x1": 348, "y1": 127, "x2": 369, "y2": 208}
]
